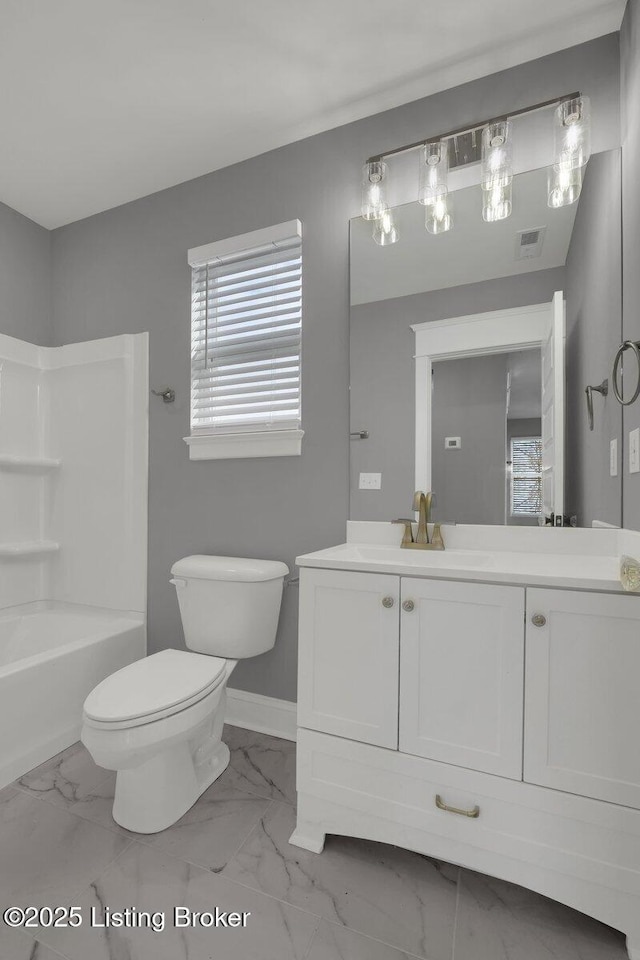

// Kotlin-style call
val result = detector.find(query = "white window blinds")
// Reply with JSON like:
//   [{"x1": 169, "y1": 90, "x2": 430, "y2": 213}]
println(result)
[
  {"x1": 189, "y1": 221, "x2": 302, "y2": 438},
  {"x1": 510, "y1": 437, "x2": 543, "y2": 516}
]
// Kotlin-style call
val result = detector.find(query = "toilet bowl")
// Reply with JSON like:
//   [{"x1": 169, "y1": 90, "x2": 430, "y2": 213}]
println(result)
[{"x1": 81, "y1": 555, "x2": 288, "y2": 833}]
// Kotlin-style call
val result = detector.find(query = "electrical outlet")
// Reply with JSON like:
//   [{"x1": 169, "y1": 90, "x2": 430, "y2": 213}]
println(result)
[
  {"x1": 610, "y1": 438, "x2": 618, "y2": 477},
  {"x1": 630, "y1": 428, "x2": 640, "y2": 475},
  {"x1": 359, "y1": 472, "x2": 382, "y2": 490}
]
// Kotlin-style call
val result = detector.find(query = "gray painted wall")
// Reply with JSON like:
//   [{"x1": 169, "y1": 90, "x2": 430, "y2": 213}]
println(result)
[
  {"x1": 350, "y1": 267, "x2": 565, "y2": 521},
  {"x1": 621, "y1": 0, "x2": 640, "y2": 529},
  {"x1": 0, "y1": 202, "x2": 51, "y2": 346},
  {"x1": 48, "y1": 36, "x2": 620, "y2": 704},
  {"x1": 432, "y1": 354, "x2": 507, "y2": 525},
  {"x1": 565, "y1": 150, "x2": 623, "y2": 527}
]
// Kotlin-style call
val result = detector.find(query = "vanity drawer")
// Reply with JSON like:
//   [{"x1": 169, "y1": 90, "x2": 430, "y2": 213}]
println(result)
[{"x1": 296, "y1": 727, "x2": 640, "y2": 890}]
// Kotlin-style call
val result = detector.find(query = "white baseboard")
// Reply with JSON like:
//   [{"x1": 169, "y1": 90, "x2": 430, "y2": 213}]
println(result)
[{"x1": 225, "y1": 688, "x2": 297, "y2": 742}]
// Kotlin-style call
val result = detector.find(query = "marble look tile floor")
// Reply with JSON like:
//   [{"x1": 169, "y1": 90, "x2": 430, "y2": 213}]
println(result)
[{"x1": 0, "y1": 726, "x2": 629, "y2": 960}]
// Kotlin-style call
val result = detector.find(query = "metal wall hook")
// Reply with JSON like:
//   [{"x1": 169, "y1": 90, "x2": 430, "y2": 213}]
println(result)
[
  {"x1": 151, "y1": 388, "x2": 175, "y2": 403},
  {"x1": 612, "y1": 341, "x2": 640, "y2": 406},
  {"x1": 585, "y1": 379, "x2": 608, "y2": 431}
]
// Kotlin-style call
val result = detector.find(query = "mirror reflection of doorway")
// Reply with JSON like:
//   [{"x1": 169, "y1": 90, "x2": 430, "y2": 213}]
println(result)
[{"x1": 431, "y1": 348, "x2": 542, "y2": 526}]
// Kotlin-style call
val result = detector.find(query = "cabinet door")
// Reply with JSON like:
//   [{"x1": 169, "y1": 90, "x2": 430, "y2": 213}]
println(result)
[
  {"x1": 399, "y1": 579, "x2": 525, "y2": 779},
  {"x1": 524, "y1": 588, "x2": 640, "y2": 808},
  {"x1": 298, "y1": 568, "x2": 400, "y2": 748}
]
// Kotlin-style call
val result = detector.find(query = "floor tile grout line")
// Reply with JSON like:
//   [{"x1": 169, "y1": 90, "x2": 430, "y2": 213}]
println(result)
[
  {"x1": 299, "y1": 914, "x2": 323, "y2": 960},
  {"x1": 34, "y1": 937, "x2": 75, "y2": 960},
  {"x1": 203, "y1": 797, "x2": 280, "y2": 868},
  {"x1": 316, "y1": 917, "x2": 434, "y2": 960}
]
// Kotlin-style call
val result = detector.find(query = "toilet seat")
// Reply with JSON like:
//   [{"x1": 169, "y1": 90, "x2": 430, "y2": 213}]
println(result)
[{"x1": 83, "y1": 649, "x2": 227, "y2": 730}]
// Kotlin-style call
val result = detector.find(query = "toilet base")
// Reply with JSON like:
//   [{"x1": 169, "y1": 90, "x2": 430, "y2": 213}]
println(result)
[{"x1": 112, "y1": 738, "x2": 230, "y2": 834}]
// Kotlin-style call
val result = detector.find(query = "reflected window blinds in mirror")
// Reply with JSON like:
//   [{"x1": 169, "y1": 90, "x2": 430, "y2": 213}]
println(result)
[{"x1": 360, "y1": 93, "x2": 590, "y2": 245}]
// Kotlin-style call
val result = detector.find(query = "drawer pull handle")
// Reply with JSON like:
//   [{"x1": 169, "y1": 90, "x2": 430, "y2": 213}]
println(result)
[
  {"x1": 402, "y1": 599, "x2": 415, "y2": 612},
  {"x1": 381, "y1": 596, "x2": 395, "y2": 608},
  {"x1": 435, "y1": 794, "x2": 480, "y2": 819},
  {"x1": 531, "y1": 613, "x2": 546, "y2": 627}
]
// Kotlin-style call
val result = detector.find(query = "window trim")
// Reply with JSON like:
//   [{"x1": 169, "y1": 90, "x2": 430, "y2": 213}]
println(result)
[{"x1": 184, "y1": 220, "x2": 303, "y2": 461}]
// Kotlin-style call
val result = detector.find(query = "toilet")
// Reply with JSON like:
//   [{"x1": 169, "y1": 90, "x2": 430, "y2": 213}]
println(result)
[{"x1": 81, "y1": 555, "x2": 288, "y2": 833}]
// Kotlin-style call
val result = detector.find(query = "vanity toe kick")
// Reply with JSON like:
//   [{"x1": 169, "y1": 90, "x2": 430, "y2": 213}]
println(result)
[{"x1": 293, "y1": 728, "x2": 640, "y2": 955}]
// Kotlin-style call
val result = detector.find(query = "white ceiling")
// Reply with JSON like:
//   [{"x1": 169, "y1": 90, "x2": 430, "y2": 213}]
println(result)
[
  {"x1": 0, "y1": 0, "x2": 625, "y2": 229},
  {"x1": 350, "y1": 166, "x2": 578, "y2": 305}
]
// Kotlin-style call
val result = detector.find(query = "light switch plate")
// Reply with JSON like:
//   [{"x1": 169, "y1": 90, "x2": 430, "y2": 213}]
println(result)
[
  {"x1": 630, "y1": 428, "x2": 640, "y2": 475},
  {"x1": 445, "y1": 436, "x2": 461, "y2": 449},
  {"x1": 610, "y1": 438, "x2": 618, "y2": 477},
  {"x1": 359, "y1": 472, "x2": 382, "y2": 490}
]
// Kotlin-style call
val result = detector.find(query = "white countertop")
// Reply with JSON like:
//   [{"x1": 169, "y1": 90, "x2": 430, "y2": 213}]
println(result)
[{"x1": 295, "y1": 523, "x2": 640, "y2": 592}]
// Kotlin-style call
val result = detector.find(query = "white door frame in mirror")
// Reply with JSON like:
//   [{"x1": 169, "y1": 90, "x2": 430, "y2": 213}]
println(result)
[{"x1": 412, "y1": 293, "x2": 565, "y2": 522}]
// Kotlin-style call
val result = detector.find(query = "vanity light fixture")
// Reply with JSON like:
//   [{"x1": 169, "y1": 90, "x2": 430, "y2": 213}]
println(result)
[
  {"x1": 425, "y1": 195, "x2": 452, "y2": 234},
  {"x1": 361, "y1": 160, "x2": 389, "y2": 220},
  {"x1": 372, "y1": 205, "x2": 399, "y2": 245},
  {"x1": 361, "y1": 91, "x2": 586, "y2": 243},
  {"x1": 419, "y1": 141, "x2": 453, "y2": 233},
  {"x1": 547, "y1": 95, "x2": 591, "y2": 208},
  {"x1": 481, "y1": 121, "x2": 513, "y2": 222}
]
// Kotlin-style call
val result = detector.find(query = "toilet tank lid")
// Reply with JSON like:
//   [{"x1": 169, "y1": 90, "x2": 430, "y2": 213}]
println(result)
[{"x1": 171, "y1": 555, "x2": 289, "y2": 582}]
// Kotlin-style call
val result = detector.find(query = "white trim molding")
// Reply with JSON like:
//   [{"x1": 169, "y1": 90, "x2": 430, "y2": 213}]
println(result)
[
  {"x1": 225, "y1": 688, "x2": 297, "y2": 741},
  {"x1": 184, "y1": 429, "x2": 304, "y2": 460},
  {"x1": 188, "y1": 219, "x2": 302, "y2": 266}
]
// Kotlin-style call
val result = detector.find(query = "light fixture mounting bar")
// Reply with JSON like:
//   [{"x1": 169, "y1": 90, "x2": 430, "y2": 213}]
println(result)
[{"x1": 366, "y1": 92, "x2": 581, "y2": 165}]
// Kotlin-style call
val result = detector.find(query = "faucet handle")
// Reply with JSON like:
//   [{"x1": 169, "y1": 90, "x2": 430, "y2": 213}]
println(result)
[
  {"x1": 430, "y1": 522, "x2": 445, "y2": 550},
  {"x1": 392, "y1": 518, "x2": 414, "y2": 547}
]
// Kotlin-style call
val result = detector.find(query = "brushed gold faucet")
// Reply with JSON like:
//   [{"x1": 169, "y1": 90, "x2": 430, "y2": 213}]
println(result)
[{"x1": 392, "y1": 491, "x2": 445, "y2": 550}]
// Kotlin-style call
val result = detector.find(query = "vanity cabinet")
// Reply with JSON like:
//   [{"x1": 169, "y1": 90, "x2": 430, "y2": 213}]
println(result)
[
  {"x1": 297, "y1": 569, "x2": 399, "y2": 748},
  {"x1": 298, "y1": 570, "x2": 524, "y2": 775},
  {"x1": 293, "y1": 559, "x2": 640, "y2": 957},
  {"x1": 399, "y1": 579, "x2": 525, "y2": 779},
  {"x1": 524, "y1": 587, "x2": 640, "y2": 809}
]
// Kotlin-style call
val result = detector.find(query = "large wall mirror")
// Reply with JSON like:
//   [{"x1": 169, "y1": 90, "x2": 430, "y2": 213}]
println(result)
[{"x1": 350, "y1": 149, "x2": 623, "y2": 528}]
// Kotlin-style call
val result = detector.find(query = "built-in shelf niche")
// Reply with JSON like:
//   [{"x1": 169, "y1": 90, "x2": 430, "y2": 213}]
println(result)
[
  {"x1": 0, "y1": 455, "x2": 61, "y2": 471},
  {"x1": 0, "y1": 540, "x2": 60, "y2": 559}
]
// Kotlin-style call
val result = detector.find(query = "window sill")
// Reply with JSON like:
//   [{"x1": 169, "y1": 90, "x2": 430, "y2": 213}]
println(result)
[{"x1": 184, "y1": 429, "x2": 304, "y2": 461}]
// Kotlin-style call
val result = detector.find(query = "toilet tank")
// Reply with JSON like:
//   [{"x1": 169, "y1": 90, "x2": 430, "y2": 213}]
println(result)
[{"x1": 170, "y1": 555, "x2": 289, "y2": 659}]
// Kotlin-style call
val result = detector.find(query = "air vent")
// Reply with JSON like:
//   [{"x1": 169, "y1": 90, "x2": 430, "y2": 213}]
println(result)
[{"x1": 515, "y1": 226, "x2": 546, "y2": 260}]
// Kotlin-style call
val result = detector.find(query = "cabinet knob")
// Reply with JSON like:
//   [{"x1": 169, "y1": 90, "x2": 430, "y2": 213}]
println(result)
[
  {"x1": 382, "y1": 596, "x2": 395, "y2": 608},
  {"x1": 531, "y1": 613, "x2": 546, "y2": 627},
  {"x1": 402, "y1": 599, "x2": 415, "y2": 612}
]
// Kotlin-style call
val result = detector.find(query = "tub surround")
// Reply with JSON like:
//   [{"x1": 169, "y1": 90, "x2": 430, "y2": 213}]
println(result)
[
  {"x1": 0, "y1": 331, "x2": 149, "y2": 787},
  {"x1": 293, "y1": 522, "x2": 640, "y2": 957}
]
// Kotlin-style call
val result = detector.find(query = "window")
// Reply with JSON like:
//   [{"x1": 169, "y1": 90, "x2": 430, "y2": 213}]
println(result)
[
  {"x1": 184, "y1": 220, "x2": 303, "y2": 460},
  {"x1": 510, "y1": 437, "x2": 542, "y2": 516}
]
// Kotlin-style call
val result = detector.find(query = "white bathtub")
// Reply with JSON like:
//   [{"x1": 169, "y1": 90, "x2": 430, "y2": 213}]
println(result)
[{"x1": 0, "y1": 601, "x2": 146, "y2": 790}]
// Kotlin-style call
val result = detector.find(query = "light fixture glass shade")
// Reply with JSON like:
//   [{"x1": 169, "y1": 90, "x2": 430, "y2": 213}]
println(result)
[
  {"x1": 482, "y1": 181, "x2": 512, "y2": 222},
  {"x1": 372, "y1": 206, "x2": 399, "y2": 245},
  {"x1": 548, "y1": 162, "x2": 582, "y2": 208},
  {"x1": 481, "y1": 120, "x2": 513, "y2": 190},
  {"x1": 553, "y1": 96, "x2": 591, "y2": 171},
  {"x1": 361, "y1": 161, "x2": 388, "y2": 220},
  {"x1": 418, "y1": 141, "x2": 449, "y2": 205},
  {"x1": 425, "y1": 196, "x2": 452, "y2": 234}
]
